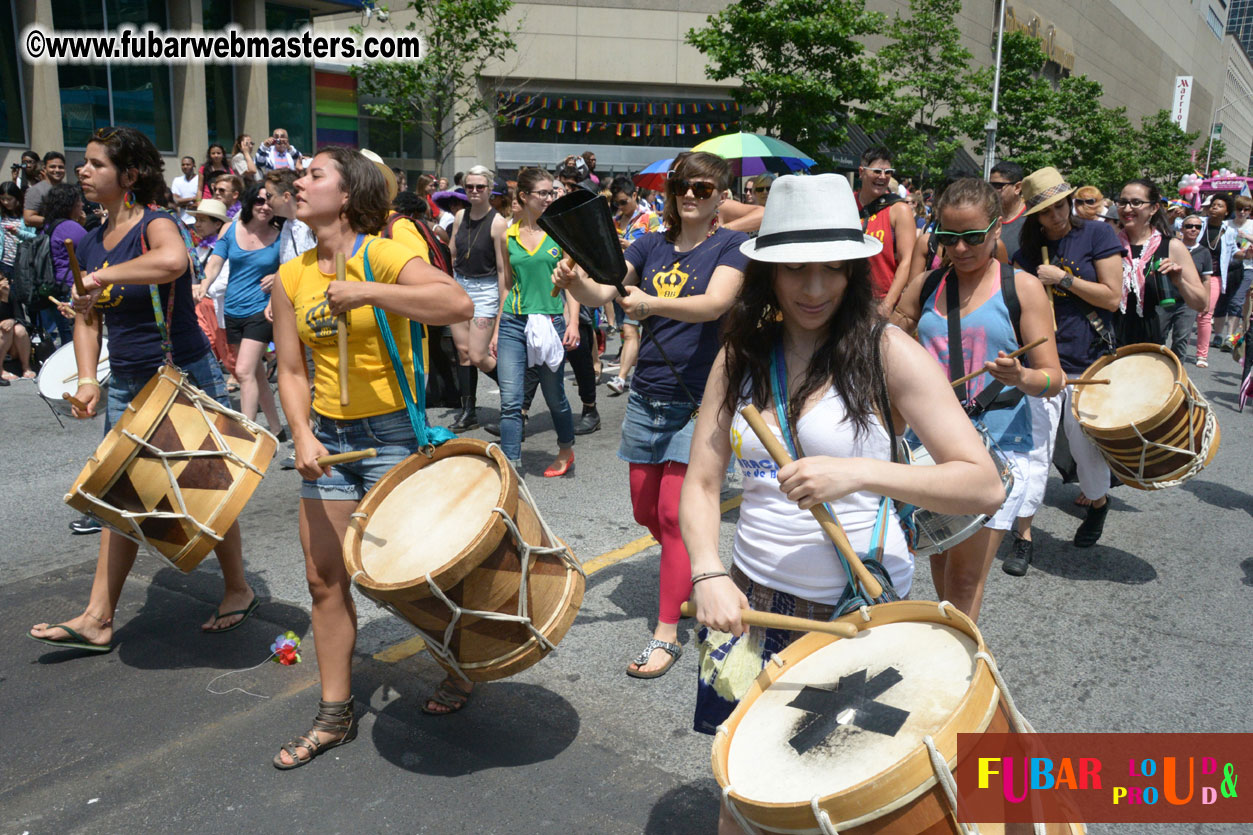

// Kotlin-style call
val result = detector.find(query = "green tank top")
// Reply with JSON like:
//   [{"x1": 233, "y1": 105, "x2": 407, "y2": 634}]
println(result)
[{"x1": 503, "y1": 223, "x2": 565, "y2": 316}]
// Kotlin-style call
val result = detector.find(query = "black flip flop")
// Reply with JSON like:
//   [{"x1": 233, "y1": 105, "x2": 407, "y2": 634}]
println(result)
[
  {"x1": 626, "y1": 638, "x2": 682, "y2": 679},
  {"x1": 28, "y1": 624, "x2": 113, "y2": 653},
  {"x1": 203, "y1": 596, "x2": 261, "y2": 634}
]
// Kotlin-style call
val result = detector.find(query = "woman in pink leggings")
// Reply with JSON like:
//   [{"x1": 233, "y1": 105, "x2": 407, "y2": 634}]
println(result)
[{"x1": 554, "y1": 152, "x2": 747, "y2": 677}]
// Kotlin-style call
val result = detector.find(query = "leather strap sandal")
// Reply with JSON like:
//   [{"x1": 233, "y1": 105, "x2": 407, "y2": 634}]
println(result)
[{"x1": 273, "y1": 697, "x2": 357, "y2": 770}]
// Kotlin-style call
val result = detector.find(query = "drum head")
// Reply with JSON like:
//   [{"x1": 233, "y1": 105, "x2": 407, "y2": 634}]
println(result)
[
  {"x1": 726, "y1": 621, "x2": 977, "y2": 804},
  {"x1": 359, "y1": 454, "x2": 505, "y2": 585},
  {"x1": 1077, "y1": 351, "x2": 1176, "y2": 429},
  {"x1": 37, "y1": 338, "x2": 110, "y2": 403}
]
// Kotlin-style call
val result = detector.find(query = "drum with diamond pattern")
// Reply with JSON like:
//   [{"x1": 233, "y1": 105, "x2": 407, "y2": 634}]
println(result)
[{"x1": 65, "y1": 365, "x2": 277, "y2": 571}]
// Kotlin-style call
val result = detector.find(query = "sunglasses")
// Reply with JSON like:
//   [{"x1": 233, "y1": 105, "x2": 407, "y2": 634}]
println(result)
[
  {"x1": 92, "y1": 126, "x2": 121, "y2": 141},
  {"x1": 465, "y1": 183, "x2": 488, "y2": 192},
  {"x1": 670, "y1": 179, "x2": 717, "y2": 200},
  {"x1": 863, "y1": 167, "x2": 895, "y2": 177},
  {"x1": 1074, "y1": 197, "x2": 1100, "y2": 206},
  {"x1": 933, "y1": 218, "x2": 999, "y2": 248},
  {"x1": 1182, "y1": 223, "x2": 1204, "y2": 230},
  {"x1": 989, "y1": 181, "x2": 1020, "y2": 190},
  {"x1": 253, "y1": 195, "x2": 267, "y2": 205},
  {"x1": 1114, "y1": 198, "x2": 1153, "y2": 209},
  {"x1": 753, "y1": 186, "x2": 771, "y2": 194}
]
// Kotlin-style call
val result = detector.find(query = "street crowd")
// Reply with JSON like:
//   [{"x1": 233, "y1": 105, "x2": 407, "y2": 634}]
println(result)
[{"x1": 12, "y1": 126, "x2": 1249, "y2": 794}]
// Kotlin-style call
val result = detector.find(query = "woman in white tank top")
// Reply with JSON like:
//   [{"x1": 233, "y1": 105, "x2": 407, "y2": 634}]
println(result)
[{"x1": 680, "y1": 177, "x2": 1006, "y2": 812}]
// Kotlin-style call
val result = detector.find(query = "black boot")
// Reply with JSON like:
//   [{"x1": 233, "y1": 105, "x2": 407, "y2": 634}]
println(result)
[
  {"x1": 451, "y1": 396, "x2": 479, "y2": 432},
  {"x1": 1002, "y1": 532, "x2": 1033, "y2": 576},
  {"x1": 574, "y1": 405, "x2": 601, "y2": 435},
  {"x1": 1073, "y1": 499, "x2": 1109, "y2": 548}
]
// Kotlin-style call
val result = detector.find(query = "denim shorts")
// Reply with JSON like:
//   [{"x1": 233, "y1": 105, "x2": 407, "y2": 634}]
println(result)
[
  {"x1": 454, "y1": 272, "x2": 500, "y2": 318},
  {"x1": 301, "y1": 408, "x2": 421, "y2": 501},
  {"x1": 104, "y1": 351, "x2": 229, "y2": 432},
  {"x1": 617, "y1": 388, "x2": 698, "y2": 465}
]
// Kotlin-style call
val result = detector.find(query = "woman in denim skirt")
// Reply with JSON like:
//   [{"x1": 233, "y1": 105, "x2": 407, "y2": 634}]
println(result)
[
  {"x1": 554, "y1": 152, "x2": 748, "y2": 678},
  {"x1": 270, "y1": 146, "x2": 472, "y2": 768}
]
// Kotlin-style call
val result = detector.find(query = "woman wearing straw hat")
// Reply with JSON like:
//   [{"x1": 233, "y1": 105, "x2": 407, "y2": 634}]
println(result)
[
  {"x1": 1013, "y1": 167, "x2": 1124, "y2": 547},
  {"x1": 894, "y1": 178, "x2": 1062, "y2": 608},
  {"x1": 682, "y1": 175, "x2": 1005, "y2": 758}
]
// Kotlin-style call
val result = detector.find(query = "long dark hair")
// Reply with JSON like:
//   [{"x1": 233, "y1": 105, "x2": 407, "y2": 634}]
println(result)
[
  {"x1": 721, "y1": 258, "x2": 886, "y2": 438},
  {"x1": 202, "y1": 143, "x2": 227, "y2": 172},
  {"x1": 1121, "y1": 178, "x2": 1173, "y2": 239},
  {"x1": 1019, "y1": 195, "x2": 1083, "y2": 261},
  {"x1": 42, "y1": 182, "x2": 83, "y2": 223},
  {"x1": 0, "y1": 182, "x2": 22, "y2": 217}
]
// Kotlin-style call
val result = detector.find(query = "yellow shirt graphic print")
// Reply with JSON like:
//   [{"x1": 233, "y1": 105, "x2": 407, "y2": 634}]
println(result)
[
  {"x1": 94, "y1": 261, "x2": 124, "y2": 309},
  {"x1": 652, "y1": 264, "x2": 690, "y2": 299}
]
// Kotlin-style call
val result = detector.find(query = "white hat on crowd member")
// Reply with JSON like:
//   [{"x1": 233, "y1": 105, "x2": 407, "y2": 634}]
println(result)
[
  {"x1": 189, "y1": 198, "x2": 229, "y2": 223},
  {"x1": 360, "y1": 148, "x2": 399, "y2": 201},
  {"x1": 739, "y1": 174, "x2": 883, "y2": 263}
]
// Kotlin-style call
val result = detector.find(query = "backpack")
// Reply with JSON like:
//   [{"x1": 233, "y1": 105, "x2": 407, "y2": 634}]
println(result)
[
  {"x1": 385, "y1": 213, "x2": 453, "y2": 275},
  {"x1": 12, "y1": 219, "x2": 66, "y2": 306}
]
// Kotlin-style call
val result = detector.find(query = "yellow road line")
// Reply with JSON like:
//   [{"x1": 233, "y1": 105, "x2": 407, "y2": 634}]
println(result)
[{"x1": 371, "y1": 493, "x2": 743, "y2": 663}]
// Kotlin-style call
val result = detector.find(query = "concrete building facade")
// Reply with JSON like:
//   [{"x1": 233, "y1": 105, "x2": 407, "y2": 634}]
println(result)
[{"x1": 2, "y1": 0, "x2": 1247, "y2": 182}]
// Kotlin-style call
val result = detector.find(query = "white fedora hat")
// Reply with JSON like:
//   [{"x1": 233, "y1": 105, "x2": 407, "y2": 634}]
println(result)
[
  {"x1": 360, "y1": 148, "x2": 398, "y2": 201},
  {"x1": 740, "y1": 174, "x2": 883, "y2": 263},
  {"x1": 189, "y1": 198, "x2": 229, "y2": 223}
]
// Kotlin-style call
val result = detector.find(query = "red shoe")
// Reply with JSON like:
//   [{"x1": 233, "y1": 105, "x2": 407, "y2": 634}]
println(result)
[{"x1": 544, "y1": 452, "x2": 574, "y2": 478}]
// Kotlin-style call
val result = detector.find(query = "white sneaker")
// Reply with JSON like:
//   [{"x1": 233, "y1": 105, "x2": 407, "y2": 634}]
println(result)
[{"x1": 606, "y1": 376, "x2": 627, "y2": 395}]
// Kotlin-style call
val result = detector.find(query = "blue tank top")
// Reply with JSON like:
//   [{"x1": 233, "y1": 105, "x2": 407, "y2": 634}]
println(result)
[{"x1": 916, "y1": 274, "x2": 1033, "y2": 453}]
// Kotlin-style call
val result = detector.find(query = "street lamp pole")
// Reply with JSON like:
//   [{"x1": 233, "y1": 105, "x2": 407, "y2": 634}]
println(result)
[{"x1": 983, "y1": 0, "x2": 1008, "y2": 179}]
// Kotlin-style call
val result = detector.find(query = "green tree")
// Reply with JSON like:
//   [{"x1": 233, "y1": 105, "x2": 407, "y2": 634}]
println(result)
[
  {"x1": 953, "y1": 31, "x2": 1056, "y2": 173},
  {"x1": 685, "y1": 0, "x2": 885, "y2": 168},
  {"x1": 865, "y1": 0, "x2": 974, "y2": 180},
  {"x1": 351, "y1": 0, "x2": 522, "y2": 172},
  {"x1": 1136, "y1": 109, "x2": 1201, "y2": 191},
  {"x1": 1046, "y1": 75, "x2": 1140, "y2": 193}
]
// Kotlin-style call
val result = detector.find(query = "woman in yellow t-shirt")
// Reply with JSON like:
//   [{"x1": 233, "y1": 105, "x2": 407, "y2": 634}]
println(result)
[{"x1": 269, "y1": 147, "x2": 472, "y2": 770}]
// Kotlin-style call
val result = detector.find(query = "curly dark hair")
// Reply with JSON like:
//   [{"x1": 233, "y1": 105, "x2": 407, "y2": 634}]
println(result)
[
  {"x1": 87, "y1": 126, "x2": 167, "y2": 206},
  {"x1": 720, "y1": 257, "x2": 888, "y2": 438},
  {"x1": 314, "y1": 146, "x2": 390, "y2": 234},
  {"x1": 392, "y1": 190, "x2": 427, "y2": 219},
  {"x1": 42, "y1": 182, "x2": 83, "y2": 223}
]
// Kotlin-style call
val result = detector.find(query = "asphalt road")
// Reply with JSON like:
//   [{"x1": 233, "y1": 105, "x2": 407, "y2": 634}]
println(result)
[{"x1": 2, "y1": 339, "x2": 1251, "y2": 835}]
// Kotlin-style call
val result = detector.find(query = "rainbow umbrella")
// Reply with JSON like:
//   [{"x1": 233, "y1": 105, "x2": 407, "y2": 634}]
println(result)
[
  {"x1": 691, "y1": 132, "x2": 816, "y2": 177},
  {"x1": 632, "y1": 158, "x2": 674, "y2": 191}
]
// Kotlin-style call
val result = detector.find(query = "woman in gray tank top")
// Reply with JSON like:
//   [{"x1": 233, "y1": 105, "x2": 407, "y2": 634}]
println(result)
[{"x1": 447, "y1": 164, "x2": 508, "y2": 431}]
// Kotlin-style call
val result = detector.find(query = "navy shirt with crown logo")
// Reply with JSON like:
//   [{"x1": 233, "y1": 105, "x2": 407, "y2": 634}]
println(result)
[
  {"x1": 623, "y1": 227, "x2": 749, "y2": 402},
  {"x1": 76, "y1": 208, "x2": 209, "y2": 377}
]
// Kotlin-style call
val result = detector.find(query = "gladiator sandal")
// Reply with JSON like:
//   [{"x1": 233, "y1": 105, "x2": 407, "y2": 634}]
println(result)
[{"x1": 272, "y1": 696, "x2": 358, "y2": 770}]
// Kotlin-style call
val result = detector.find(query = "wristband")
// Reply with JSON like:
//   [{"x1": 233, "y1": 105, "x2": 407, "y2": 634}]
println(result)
[
  {"x1": 691, "y1": 570, "x2": 730, "y2": 585},
  {"x1": 1036, "y1": 372, "x2": 1050, "y2": 397},
  {"x1": 78, "y1": 377, "x2": 100, "y2": 388}
]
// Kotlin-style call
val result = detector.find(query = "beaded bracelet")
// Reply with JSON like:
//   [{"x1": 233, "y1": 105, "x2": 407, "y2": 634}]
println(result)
[{"x1": 691, "y1": 570, "x2": 730, "y2": 585}]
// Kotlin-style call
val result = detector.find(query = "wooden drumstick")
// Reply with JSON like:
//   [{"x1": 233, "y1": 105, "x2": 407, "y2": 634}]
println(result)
[
  {"x1": 316, "y1": 448, "x2": 378, "y2": 467},
  {"x1": 1066, "y1": 378, "x2": 1110, "y2": 386},
  {"x1": 62, "y1": 392, "x2": 89, "y2": 412},
  {"x1": 680, "y1": 602, "x2": 857, "y2": 638},
  {"x1": 551, "y1": 254, "x2": 574, "y2": 297},
  {"x1": 740, "y1": 405, "x2": 884, "y2": 599},
  {"x1": 948, "y1": 336, "x2": 1048, "y2": 389},
  {"x1": 65, "y1": 238, "x2": 93, "y2": 324},
  {"x1": 335, "y1": 252, "x2": 350, "y2": 407}
]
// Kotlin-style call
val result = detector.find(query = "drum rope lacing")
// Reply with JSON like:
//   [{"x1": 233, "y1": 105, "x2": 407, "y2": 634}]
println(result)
[
  {"x1": 1098, "y1": 381, "x2": 1215, "y2": 489},
  {"x1": 71, "y1": 380, "x2": 272, "y2": 565},
  {"x1": 722, "y1": 601, "x2": 1047, "y2": 835},
  {"x1": 350, "y1": 448, "x2": 584, "y2": 683}
]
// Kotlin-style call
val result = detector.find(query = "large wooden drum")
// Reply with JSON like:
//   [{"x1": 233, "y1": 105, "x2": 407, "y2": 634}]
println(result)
[
  {"x1": 712, "y1": 601, "x2": 1084, "y2": 835},
  {"x1": 65, "y1": 365, "x2": 276, "y2": 571},
  {"x1": 1072, "y1": 343, "x2": 1219, "y2": 489},
  {"x1": 343, "y1": 438, "x2": 584, "y2": 682}
]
